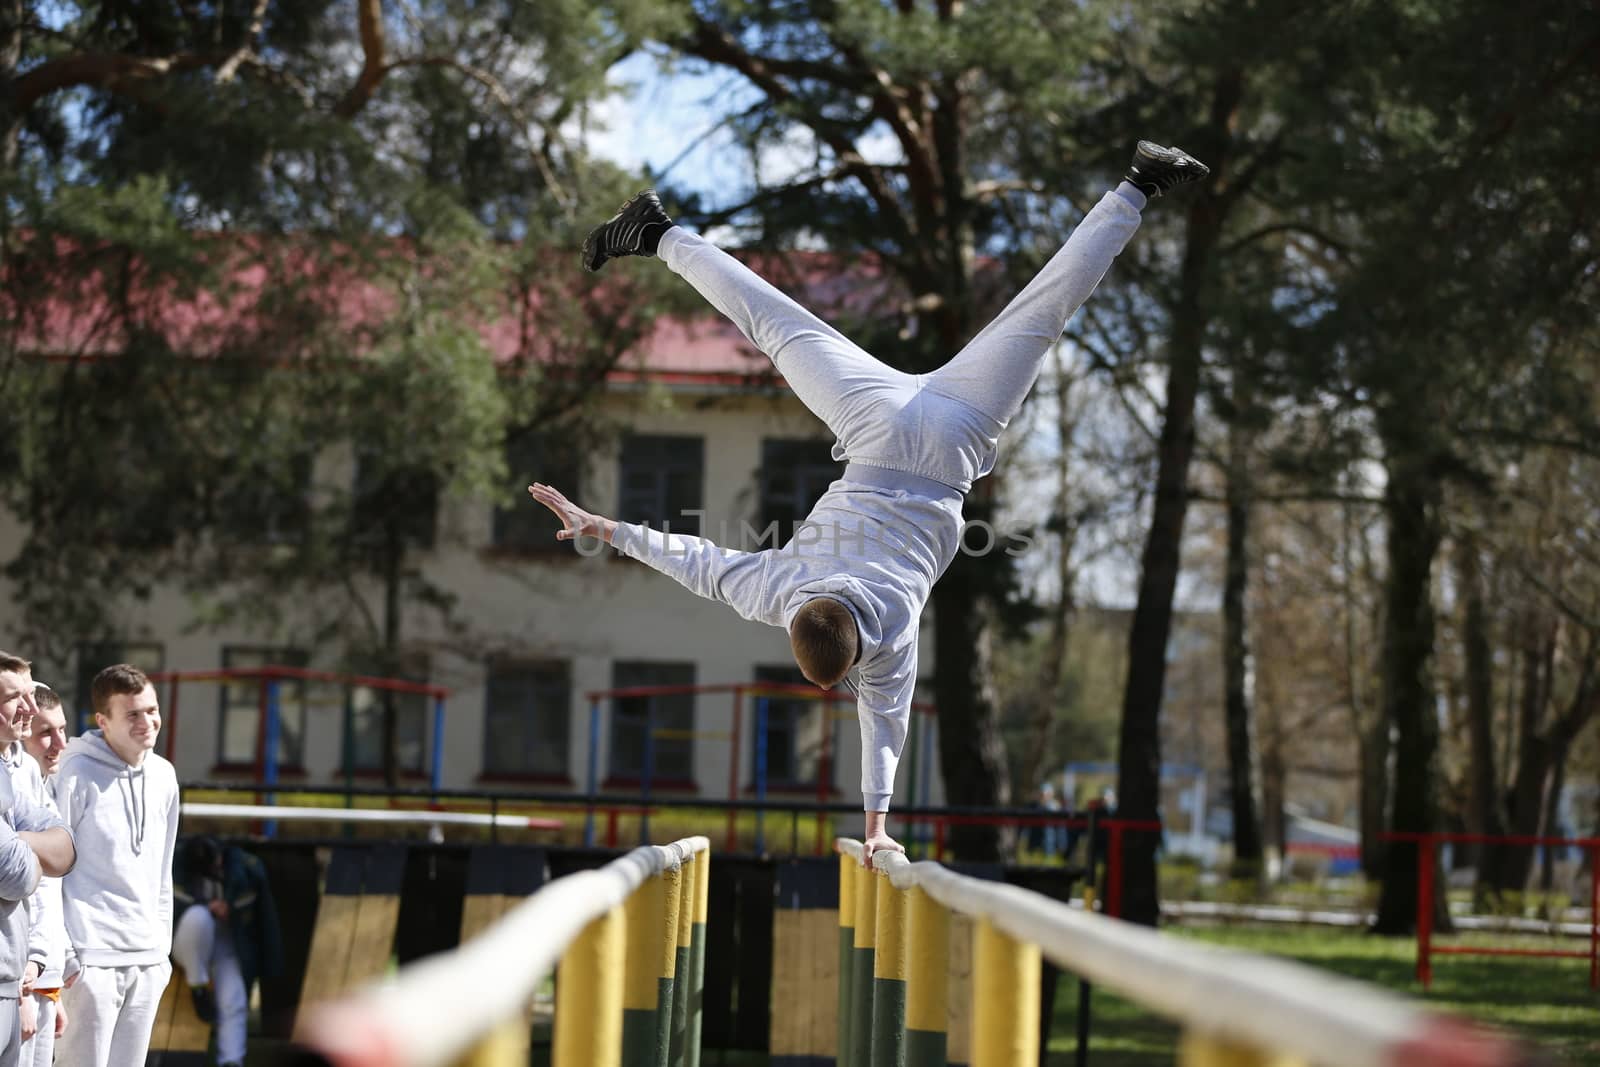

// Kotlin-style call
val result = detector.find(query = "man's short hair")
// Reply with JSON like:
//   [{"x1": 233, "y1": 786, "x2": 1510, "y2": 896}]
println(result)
[
  {"x1": 789, "y1": 598, "x2": 859, "y2": 688},
  {"x1": 0, "y1": 651, "x2": 30, "y2": 675},
  {"x1": 91, "y1": 663, "x2": 151, "y2": 719},
  {"x1": 34, "y1": 685, "x2": 61, "y2": 713}
]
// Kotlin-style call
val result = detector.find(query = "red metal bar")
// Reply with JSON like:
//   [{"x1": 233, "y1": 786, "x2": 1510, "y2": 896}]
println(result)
[
  {"x1": 252, "y1": 678, "x2": 269, "y2": 809},
  {"x1": 726, "y1": 687, "x2": 744, "y2": 852},
  {"x1": 1417, "y1": 835, "x2": 1434, "y2": 989},
  {"x1": 1431, "y1": 946, "x2": 1587, "y2": 959},
  {"x1": 164, "y1": 676, "x2": 180, "y2": 762},
  {"x1": 1107, "y1": 823, "x2": 1126, "y2": 919}
]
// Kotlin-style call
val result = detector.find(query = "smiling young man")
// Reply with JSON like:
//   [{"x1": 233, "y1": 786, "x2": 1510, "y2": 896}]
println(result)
[
  {"x1": 0, "y1": 655, "x2": 74, "y2": 1067},
  {"x1": 52, "y1": 664, "x2": 180, "y2": 1067}
]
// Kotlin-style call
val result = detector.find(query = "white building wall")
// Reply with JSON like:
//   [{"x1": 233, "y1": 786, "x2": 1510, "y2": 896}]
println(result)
[{"x1": 0, "y1": 385, "x2": 945, "y2": 809}]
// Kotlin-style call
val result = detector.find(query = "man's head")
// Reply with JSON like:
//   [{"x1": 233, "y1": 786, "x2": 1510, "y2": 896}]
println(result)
[
  {"x1": 24, "y1": 684, "x2": 68, "y2": 778},
  {"x1": 0, "y1": 650, "x2": 37, "y2": 745},
  {"x1": 788, "y1": 597, "x2": 859, "y2": 689},
  {"x1": 92, "y1": 663, "x2": 160, "y2": 766}
]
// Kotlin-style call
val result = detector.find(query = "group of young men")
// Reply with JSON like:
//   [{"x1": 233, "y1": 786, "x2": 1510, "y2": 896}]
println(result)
[{"x1": 0, "y1": 652, "x2": 185, "y2": 1067}]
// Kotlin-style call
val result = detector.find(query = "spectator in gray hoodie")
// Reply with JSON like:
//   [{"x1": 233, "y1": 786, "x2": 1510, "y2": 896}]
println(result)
[
  {"x1": 0, "y1": 654, "x2": 75, "y2": 1067},
  {"x1": 53, "y1": 663, "x2": 179, "y2": 1067},
  {"x1": 19, "y1": 683, "x2": 71, "y2": 1067}
]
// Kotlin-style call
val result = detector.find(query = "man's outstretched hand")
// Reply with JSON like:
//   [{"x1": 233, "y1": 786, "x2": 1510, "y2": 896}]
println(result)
[{"x1": 528, "y1": 483, "x2": 617, "y2": 544}]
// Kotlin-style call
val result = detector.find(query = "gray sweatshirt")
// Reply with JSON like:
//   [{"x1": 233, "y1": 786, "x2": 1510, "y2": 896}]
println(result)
[
  {"x1": 613, "y1": 467, "x2": 963, "y2": 810},
  {"x1": 0, "y1": 744, "x2": 67, "y2": 997},
  {"x1": 54, "y1": 731, "x2": 179, "y2": 968}
]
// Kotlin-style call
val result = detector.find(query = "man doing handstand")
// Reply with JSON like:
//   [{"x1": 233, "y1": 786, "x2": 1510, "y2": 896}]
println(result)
[{"x1": 529, "y1": 142, "x2": 1208, "y2": 862}]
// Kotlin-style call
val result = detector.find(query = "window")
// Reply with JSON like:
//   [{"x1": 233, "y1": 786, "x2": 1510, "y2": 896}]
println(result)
[
  {"x1": 609, "y1": 661, "x2": 695, "y2": 781},
  {"x1": 74, "y1": 641, "x2": 164, "y2": 733},
  {"x1": 217, "y1": 646, "x2": 309, "y2": 769},
  {"x1": 493, "y1": 433, "x2": 582, "y2": 551},
  {"x1": 351, "y1": 448, "x2": 438, "y2": 550},
  {"x1": 758, "y1": 439, "x2": 842, "y2": 538},
  {"x1": 750, "y1": 665, "x2": 834, "y2": 790},
  {"x1": 482, "y1": 660, "x2": 571, "y2": 777},
  {"x1": 345, "y1": 664, "x2": 431, "y2": 775},
  {"x1": 617, "y1": 435, "x2": 703, "y2": 536}
]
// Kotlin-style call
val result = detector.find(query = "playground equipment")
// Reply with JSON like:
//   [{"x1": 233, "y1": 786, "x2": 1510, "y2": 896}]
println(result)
[
  {"x1": 292, "y1": 835, "x2": 710, "y2": 1067},
  {"x1": 837, "y1": 838, "x2": 1541, "y2": 1067},
  {"x1": 1387, "y1": 829, "x2": 1600, "y2": 990},
  {"x1": 581, "y1": 680, "x2": 937, "y2": 851},
  {"x1": 149, "y1": 666, "x2": 451, "y2": 798}
]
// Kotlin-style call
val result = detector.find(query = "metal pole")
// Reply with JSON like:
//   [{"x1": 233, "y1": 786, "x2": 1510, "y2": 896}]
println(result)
[
  {"x1": 1075, "y1": 805, "x2": 1100, "y2": 1067},
  {"x1": 818, "y1": 695, "x2": 833, "y2": 856},
  {"x1": 726, "y1": 688, "x2": 744, "y2": 853},
  {"x1": 1417, "y1": 836, "x2": 1435, "y2": 989},
  {"x1": 585, "y1": 700, "x2": 600, "y2": 848},
  {"x1": 263, "y1": 679, "x2": 281, "y2": 839},
  {"x1": 754, "y1": 697, "x2": 769, "y2": 855},
  {"x1": 1590, "y1": 843, "x2": 1598, "y2": 991},
  {"x1": 164, "y1": 677, "x2": 180, "y2": 762},
  {"x1": 642, "y1": 699, "x2": 655, "y2": 846},
  {"x1": 429, "y1": 694, "x2": 446, "y2": 798}
]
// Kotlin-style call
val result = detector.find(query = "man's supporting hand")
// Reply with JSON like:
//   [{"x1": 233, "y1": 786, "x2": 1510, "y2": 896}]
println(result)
[
  {"x1": 528, "y1": 483, "x2": 618, "y2": 545},
  {"x1": 862, "y1": 811, "x2": 905, "y2": 866}
]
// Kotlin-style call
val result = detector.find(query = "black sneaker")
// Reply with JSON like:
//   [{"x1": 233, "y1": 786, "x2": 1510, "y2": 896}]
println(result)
[
  {"x1": 190, "y1": 983, "x2": 216, "y2": 1024},
  {"x1": 581, "y1": 190, "x2": 675, "y2": 272},
  {"x1": 1125, "y1": 141, "x2": 1210, "y2": 198}
]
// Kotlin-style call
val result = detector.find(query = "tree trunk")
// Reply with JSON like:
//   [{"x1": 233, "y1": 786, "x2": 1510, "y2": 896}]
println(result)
[
  {"x1": 1115, "y1": 75, "x2": 1239, "y2": 924},
  {"x1": 1018, "y1": 349, "x2": 1079, "y2": 795},
  {"x1": 1222, "y1": 397, "x2": 1262, "y2": 878},
  {"x1": 932, "y1": 550, "x2": 1010, "y2": 860},
  {"x1": 1486, "y1": 622, "x2": 1556, "y2": 896},
  {"x1": 1258, "y1": 718, "x2": 1287, "y2": 878},
  {"x1": 1372, "y1": 447, "x2": 1449, "y2": 935},
  {"x1": 1457, "y1": 536, "x2": 1500, "y2": 881}
]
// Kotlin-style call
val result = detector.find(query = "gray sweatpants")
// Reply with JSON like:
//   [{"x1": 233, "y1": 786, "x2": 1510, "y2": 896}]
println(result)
[
  {"x1": 15, "y1": 994, "x2": 54, "y2": 1067},
  {"x1": 54, "y1": 960, "x2": 170, "y2": 1067},
  {"x1": 0, "y1": 997, "x2": 16, "y2": 1067},
  {"x1": 658, "y1": 187, "x2": 1144, "y2": 493}
]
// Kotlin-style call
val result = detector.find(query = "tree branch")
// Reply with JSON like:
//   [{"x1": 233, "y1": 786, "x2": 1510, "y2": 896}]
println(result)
[
  {"x1": 333, "y1": 0, "x2": 388, "y2": 118},
  {"x1": 214, "y1": 0, "x2": 271, "y2": 85}
]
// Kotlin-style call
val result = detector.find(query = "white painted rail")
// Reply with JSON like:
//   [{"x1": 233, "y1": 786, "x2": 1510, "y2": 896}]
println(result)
[
  {"x1": 841, "y1": 839, "x2": 1541, "y2": 1067},
  {"x1": 180, "y1": 801, "x2": 563, "y2": 830},
  {"x1": 295, "y1": 835, "x2": 708, "y2": 1067}
]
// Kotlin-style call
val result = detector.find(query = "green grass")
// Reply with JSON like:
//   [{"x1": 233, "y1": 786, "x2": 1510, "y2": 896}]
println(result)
[{"x1": 1047, "y1": 923, "x2": 1598, "y2": 1065}]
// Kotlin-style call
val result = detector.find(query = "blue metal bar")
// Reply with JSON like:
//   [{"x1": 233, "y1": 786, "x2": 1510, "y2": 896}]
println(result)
[
  {"x1": 429, "y1": 695, "x2": 446, "y2": 798},
  {"x1": 755, "y1": 697, "x2": 769, "y2": 855},
  {"x1": 584, "y1": 700, "x2": 600, "y2": 847},
  {"x1": 263, "y1": 680, "x2": 281, "y2": 839}
]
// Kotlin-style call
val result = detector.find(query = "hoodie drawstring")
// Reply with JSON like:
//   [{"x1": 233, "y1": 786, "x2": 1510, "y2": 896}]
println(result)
[{"x1": 119, "y1": 767, "x2": 148, "y2": 855}]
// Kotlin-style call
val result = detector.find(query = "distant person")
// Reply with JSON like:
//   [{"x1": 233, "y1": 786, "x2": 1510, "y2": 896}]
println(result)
[
  {"x1": 53, "y1": 664, "x2": 180, "y2": 1067},
  {"x1": 20, "y1": 684, "x2": 73, "y2": 1067},
  {"x1": 170, "y1": 835, "x2": 284, "y2": 1067},
  {"x1": 0, "y1": 655, "x2": 75, "y2": 1067},
  {"x1": 534, "y1": 141, "x2": 1210, "y2": 862}
]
